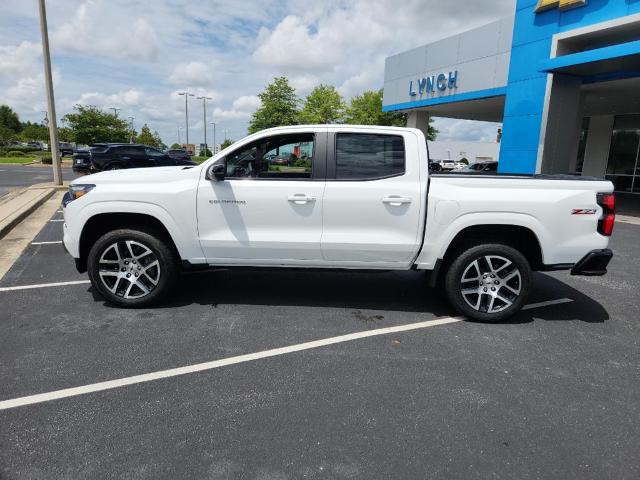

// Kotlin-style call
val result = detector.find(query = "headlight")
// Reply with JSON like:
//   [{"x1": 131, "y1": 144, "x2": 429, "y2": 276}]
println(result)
[{"x1": 62, "y1": 184, "x2": 95, "y2": 207}]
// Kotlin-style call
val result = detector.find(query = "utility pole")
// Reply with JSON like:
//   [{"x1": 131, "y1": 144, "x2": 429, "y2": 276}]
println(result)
[
  {"x1": 177, "y1": 91, "x2": 195, "y2": 146},
  {"x1": 108, "y1": 107, "x2": 120, "y2": 117},
  {"x1": 37, "y1": 0, "x2": 62, "y2": 185},
  {"x1": 128, "y1": 116, "x2": 135, "y2": 143},
  {"x1": 209, "y1": 122, "x2": 216, "y2": 153},
  {"x1": 196, "y1": 96, "x2": 212, "y2": 155}
]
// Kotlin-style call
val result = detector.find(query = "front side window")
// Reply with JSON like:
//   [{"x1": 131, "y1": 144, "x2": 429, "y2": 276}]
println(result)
[
  {"x1": 224, "y1": 134, "x2": 314, "y2": 179},
  {"x1": 336, "y1": 133, "x2": 405, "y2": 180}
]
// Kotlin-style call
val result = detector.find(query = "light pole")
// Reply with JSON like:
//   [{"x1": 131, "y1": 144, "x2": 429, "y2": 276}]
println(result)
[
  {"x1": 196, "y1": 96, "x2": 212, "y2": 156},
  {"x1": 177, "y1": 91, "x2": 195, "y2": 146},
  {"x1": 37, "y1": 0, "x2": 62, "y2": 185},
  {"x1": 128, "y1": 116, "x2": 135, "y2": 143},
  {"x1": 108, "y1": 107, "x2": 120, "y2": 117},
  {"x1": 209, "y1": 122, "x2": 216, "y2": 153}
]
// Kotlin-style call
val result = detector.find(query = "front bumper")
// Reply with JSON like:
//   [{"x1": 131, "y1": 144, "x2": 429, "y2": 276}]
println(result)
[{"x1": 571, "y1": 249, "x2": 613, "y2": 276}]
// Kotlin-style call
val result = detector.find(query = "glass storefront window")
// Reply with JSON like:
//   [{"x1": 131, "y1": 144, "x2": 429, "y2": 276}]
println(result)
[
  {"x1": 575, "y1": 117, "x2": 590, "y2": 174},
  {"x1": 606, "y1": 114, "x2": 640, "y2": 194}
]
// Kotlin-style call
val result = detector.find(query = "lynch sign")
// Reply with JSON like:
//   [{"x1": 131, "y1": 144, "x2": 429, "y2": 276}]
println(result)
[{"x1": 409, "y1": 71, "x2": 458, "y2": 98}]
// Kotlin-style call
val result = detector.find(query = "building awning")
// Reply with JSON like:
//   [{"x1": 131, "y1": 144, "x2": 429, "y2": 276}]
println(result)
[{"x1": 539, "y1": 40, "x2": 640, "y2": 78}]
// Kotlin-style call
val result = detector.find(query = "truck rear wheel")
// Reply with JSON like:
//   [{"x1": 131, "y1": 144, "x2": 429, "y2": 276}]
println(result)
[
  {"x1": 87, "y1": 229, "x2": 178, "y2": 307},
  {"x1": 444, "y1": 243, "x2": 531, "y2": 322}
]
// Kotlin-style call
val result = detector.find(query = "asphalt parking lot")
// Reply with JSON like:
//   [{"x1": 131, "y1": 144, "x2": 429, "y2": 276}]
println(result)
[
  {"x1": 0, "y1": 164, "x2": 75, "y2": 198},
  {"x1": 0, "y1": 211, "x2": 638, "y2": 479}
]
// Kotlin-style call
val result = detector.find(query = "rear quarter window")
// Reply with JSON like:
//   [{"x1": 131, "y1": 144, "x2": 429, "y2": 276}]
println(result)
[{"x1": 335, "y1": 133, "x2": 405, "y2": 180}]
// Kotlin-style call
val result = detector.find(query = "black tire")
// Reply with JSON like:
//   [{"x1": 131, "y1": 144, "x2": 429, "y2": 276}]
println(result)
[
  {"x1": 444, "y1": 243, "x2": 531, "y2": 323},
  {"x1": 87, "y1": 229, "x2": 179, "y2": 307},
  {"x1": 105, "y1": 163, "x2": 122, "y2": 171}
]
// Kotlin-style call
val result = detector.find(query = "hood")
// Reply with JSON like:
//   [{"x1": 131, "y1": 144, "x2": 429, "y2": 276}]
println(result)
[{"x1": 72, "y1": 166, "x2": 200, "y2": 186}]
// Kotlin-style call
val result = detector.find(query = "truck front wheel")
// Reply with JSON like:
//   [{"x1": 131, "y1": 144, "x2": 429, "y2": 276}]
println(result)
[
  {"x1": 87, "y1": 229, "x2": 178, "y2": 307},
  {"x1": 444, "y1": 244, "x2": 531, "y2": 322}
]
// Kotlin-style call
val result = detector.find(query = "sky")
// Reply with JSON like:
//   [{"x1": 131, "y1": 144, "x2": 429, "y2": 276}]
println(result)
[{"x1": 0, "y1": 0, "x2": 516, "y2": 146}]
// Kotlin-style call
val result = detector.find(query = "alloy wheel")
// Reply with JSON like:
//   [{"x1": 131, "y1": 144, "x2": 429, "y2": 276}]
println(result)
[
  {"x1": 459, "y1": 255, "x2": 522, "y2": 314},
  {"x1": 97, "y1": 240, "x2": 160, "y2": 299}
]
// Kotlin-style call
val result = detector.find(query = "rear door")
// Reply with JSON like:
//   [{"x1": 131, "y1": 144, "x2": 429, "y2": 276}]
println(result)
[
  {"x1": 117, "y1": 146, "x2": 150, "y2": 168},
  {"x1": 196, "y1": 129, "x2": 327, "y2": 263},
  {"x1": 321, "y1": 129, "x2": 424, "y2": 266}
]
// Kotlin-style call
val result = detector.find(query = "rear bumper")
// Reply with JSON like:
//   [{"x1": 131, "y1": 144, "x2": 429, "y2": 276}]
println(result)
[{"x1": 570, "y1": 249, "x2": 613, "y2": 276}]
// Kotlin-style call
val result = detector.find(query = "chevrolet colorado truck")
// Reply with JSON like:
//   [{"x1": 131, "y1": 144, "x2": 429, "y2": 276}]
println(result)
[{"x1": 62, "y1": 125, "x2": 615, "y2": 322}]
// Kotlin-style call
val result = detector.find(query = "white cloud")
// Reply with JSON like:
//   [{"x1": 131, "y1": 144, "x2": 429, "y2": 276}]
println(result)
[
  {"x1": 169, "y1": 61, "x2": 216, "y2": 87},
  {"x1": 75, "y1": 89, "x2": 144, "y2": 108},
  {"x1": 52, "y1": 2, "x2": 160, "y2": 61},
  {"x1": 434, "y1": 118, "x2": 502, "y2": 142},
  {"x1": 232, "y1": 95, "x2": 260, "y2": 111},
  {"x1": 253, "y1": 15, "x2": 342, "y2": 70}
]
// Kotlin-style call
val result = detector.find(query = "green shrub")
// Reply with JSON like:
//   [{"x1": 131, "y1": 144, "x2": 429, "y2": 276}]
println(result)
[
  {"x1": 40, "y1": 152, "x2": 52, "y2": 164},
  {"x1": 293, "y1": 159, "x2": 312, "y2": 169},
  {"x1": 7, "y1": 150, "x2": 26, "y2": 157}
]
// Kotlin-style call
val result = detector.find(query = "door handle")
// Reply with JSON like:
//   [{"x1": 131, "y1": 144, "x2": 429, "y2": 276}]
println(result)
[
  {"x1": 382, "y1": 196, "x2": 412, "y2": 206},
  {"x1": 288, "y1": 194, "x2": 316, "y2": 205}
]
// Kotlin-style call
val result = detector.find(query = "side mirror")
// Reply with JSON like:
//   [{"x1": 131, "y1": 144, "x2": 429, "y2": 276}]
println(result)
[{"x1": 206, "y1": 163, "x2": 226, "y2": 181}]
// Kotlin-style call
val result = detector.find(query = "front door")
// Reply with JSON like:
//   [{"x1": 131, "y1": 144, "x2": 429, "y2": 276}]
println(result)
[{"x1": 196, "y1": 130, "x2": 326, "y2": 263}]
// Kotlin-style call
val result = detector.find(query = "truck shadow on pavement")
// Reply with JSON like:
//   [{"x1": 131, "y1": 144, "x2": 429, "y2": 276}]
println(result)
[{"x1": 93, "y1": 270, "x2": 609, "y2": 324}]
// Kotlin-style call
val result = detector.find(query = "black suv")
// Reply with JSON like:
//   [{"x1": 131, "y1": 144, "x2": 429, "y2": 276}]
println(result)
[
  {"x1": 72, "y1": 144, "x2": 196, "y2": 173},
  {"x1": 164, "y1": 148, "x2": 192, "y2": 162}
]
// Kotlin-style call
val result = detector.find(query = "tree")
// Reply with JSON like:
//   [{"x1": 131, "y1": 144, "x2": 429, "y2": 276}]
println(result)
[
  {"x1": 344, "y1": 89, "x2": 438, "y2": 141},
  {"x1": 135, "y1": 124, "x2": 164, "y2": 148},
  {"x1": 199, "y1": 147, "x2": 212, "y2": 156},
  {"x1": 299, "y1": 84, "x2": 345, "y2": 124},
  {"x1": 58, "y1": 127, "x2": 74, "y2": 142},
  {"x1": 18, "y1": 122, "x2": 49, "y2": 142},
  {"x1": 0, "y1": 105, "x2": 21, "y2": 133},
  {"x1": 220, "y1": 138, "x2": 234, "y2": 150},
  {"x1": 170, "y1": 143, "x2": 181, "y2": 149},
  {"x1": 0, "y1": 125, "x2": 16, "y2": 145},
  {"x1": 248, "y1": 77, "x2": 299, "y2": 134},
  {"x1": 63, "y1": 105, "x2": 130, "y2": 145},
  {"x1": 153, "y1": 130, "x2": 166, "y2": 150}
]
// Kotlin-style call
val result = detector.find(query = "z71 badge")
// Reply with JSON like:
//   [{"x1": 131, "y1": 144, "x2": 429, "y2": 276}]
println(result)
[{"x1": 571, "y1": 208, "x2": 597, "y2": 215}]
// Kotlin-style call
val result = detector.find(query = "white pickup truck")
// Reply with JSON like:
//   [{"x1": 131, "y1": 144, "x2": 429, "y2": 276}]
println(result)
[{"x1": 62, "y1": 125, "x2": 615, "y2": 322}]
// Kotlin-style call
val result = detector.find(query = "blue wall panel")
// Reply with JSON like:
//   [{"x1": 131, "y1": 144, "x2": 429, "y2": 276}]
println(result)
[{"x1": 499, "y1": 0, "x2": 640, "y2": 174}]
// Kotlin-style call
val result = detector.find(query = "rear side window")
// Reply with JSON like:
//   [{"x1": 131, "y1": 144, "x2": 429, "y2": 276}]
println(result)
[
  {"x1": 336, "y1": 133, "x2": 405, "y2": 180},
  {"x1": 117, "y1": 147, "x2": 142, "y2": 155}
]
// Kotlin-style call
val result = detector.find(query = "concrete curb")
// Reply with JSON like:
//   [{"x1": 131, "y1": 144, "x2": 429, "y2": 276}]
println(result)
[{"x1": 0, "y1": 187, "x2": 57, "y2": 240}]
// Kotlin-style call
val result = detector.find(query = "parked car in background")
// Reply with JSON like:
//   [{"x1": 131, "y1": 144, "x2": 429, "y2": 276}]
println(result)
[
  {"x1": 72, "y1": 143, "x2": 196, "y2": 174},
  {"x1": 462, "y1": 161, "x2": 499, "y2": 173},
  {"x1": 439, "y1": 159, "x2": 457, "y2": 171},
  {"x1": 59, "y1": 142, "x2": 75, "y2": 156},
  {"x1": 165, "y1": 148, "x2": 192, "y2": 162}
]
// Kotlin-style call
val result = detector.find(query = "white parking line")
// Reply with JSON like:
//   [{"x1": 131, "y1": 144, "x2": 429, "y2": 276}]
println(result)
[
  {"x1": 31, "y1": 241, "x2": 63, "y2": 245},
  {"x1": 0, "y1": 315, "x2": 464, "y2": 410},
  {"x1": 521, "y1": 298, "x2": 573, "y2": 310},
  {"x1": 49, "y1": 219, "x2": 64, "y2": 222},
  {"x1": 0, "y1": 280, "x2": 90, "y2": 292}
]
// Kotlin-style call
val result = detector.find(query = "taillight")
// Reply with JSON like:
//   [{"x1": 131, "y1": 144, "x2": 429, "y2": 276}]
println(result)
[{"x1": 596, "y1": 192, "x2": 615, "y2": 236}]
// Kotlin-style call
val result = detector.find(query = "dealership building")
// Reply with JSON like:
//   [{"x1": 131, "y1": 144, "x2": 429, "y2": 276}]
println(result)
[{"x1": 383, "y1": 0, "x2": 640, "y2": 194}]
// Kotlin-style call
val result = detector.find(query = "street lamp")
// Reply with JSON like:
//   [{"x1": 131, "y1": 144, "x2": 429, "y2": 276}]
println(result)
[
  {"x1": 37, "y1": 0, "x2": 62, "y2": 185},
  {"x1": 209, "y1": 122, "x2": 216, "y2": 153},
  {"x1": 177, "y1": 91, "x2": 195, "y2": 145},
  {"x1": 128, "y1": 116, "x2": 135, "y2": 143},
  {"x1": 196, "y1": 96, "x2": 212, "y2": 156},
  {"x1": 108, "y1": 107, "x2": 120, "y2": 117}
]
